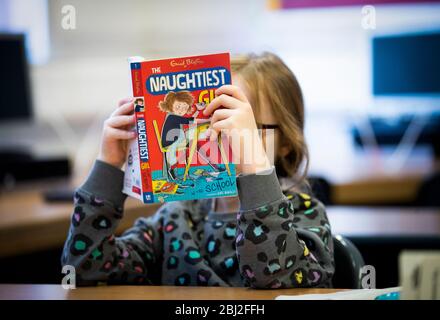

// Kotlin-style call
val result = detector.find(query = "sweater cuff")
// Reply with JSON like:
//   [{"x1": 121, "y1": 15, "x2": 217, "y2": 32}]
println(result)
[
  {"x1": 79, "y1": 159, "x2": 127, "y2": 206},
  {"x1": 237, "y1": 166, "x2": 284, "y2": 211}
]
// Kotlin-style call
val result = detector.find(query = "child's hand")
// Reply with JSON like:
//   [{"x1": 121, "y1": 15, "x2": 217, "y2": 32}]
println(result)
[
  {"x1": 97, "y1": 98, "x2": 137, "y2": 169},
  {"x1": 203, "y1": 85, "x2": 271, "y2": 175}
]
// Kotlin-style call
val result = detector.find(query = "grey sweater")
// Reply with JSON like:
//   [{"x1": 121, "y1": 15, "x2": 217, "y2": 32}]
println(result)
[{"x1": 61, "y1": 160, "x2": 334, "y2": 288}]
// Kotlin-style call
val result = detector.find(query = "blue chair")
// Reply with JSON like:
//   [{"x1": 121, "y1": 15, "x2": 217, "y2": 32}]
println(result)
[{"x1": 332, "y1": 234, "x2": 365, "y2": 289}]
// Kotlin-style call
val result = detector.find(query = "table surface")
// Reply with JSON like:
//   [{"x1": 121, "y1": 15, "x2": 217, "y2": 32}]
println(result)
[
  {"x1": 0, "y1": 284, "x2": 345, "y2": 300},
  {"x1": 0, "y1": 180, "x2": 161, "y2": 257},
  {"x1": 0, "y1": 179, "x2": 439, "y2": 257}
]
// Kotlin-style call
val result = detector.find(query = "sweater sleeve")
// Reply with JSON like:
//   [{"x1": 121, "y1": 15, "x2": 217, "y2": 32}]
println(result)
[
  {"x1": 61, "y1": 160, "x2": 164, "y2": 286},
  {"x1": 235, "y1": 167, "x2": 335, "y2": 289}
]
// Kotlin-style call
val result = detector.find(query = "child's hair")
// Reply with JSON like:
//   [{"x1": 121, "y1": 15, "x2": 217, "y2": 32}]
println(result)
[
  {"x1": 231, "y1": 52, "x2": 309, "y2": 187},
  {"x1": 134, "y1": 98, "x2": 143, "y2": 105},
  {"x1": 158, "y1": 91, "x2": 194, "y2": 113}
]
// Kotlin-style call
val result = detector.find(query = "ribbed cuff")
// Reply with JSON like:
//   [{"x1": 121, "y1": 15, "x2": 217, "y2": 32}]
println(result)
[
  {"x1": 80, "y1": 159, "x2": 127, "y2": 206},
  {"x1": 237, "y1": 166, "x2": 284, "y2": 211}
]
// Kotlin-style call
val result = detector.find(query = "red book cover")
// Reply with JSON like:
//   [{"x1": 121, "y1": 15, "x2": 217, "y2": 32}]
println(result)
[{"x1": 123, "y1": 53, "x2": 237, "y2": 203}]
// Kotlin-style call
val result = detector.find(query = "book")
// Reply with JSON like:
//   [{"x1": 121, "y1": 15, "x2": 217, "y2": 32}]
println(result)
[{"x1": 123, "y1": 53, "x2": 237, "y2": 203}]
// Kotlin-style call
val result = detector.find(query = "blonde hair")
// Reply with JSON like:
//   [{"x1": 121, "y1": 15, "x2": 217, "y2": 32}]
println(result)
[
  {"x1": 231, "y1": 52, "x2": 309, "y2": 188},
  {"x1": 158, "y1": 91, "x2": 194, "y2": 113}
]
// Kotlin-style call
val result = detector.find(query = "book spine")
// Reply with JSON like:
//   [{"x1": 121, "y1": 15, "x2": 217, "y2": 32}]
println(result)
[
  {"x1": 130, "y1": 63, "x2": 154, "y2": 203},
  {"x1": 130, "y1": 62, "x2": 143, "y2": 97}
]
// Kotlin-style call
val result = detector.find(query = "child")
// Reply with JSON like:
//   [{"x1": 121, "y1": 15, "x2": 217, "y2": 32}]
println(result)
[{"x1": 62, "y1": 52, "x2": 335, "y2": 288}]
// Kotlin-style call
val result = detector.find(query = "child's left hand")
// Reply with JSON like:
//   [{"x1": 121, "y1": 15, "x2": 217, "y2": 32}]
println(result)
[{"x1": 203, "y1": 85, "x2": 271, "y2": 175}]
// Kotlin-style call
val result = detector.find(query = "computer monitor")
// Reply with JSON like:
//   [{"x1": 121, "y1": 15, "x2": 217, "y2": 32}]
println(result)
[
  {"x1": 0, "y1": 33, "x2": 33, "y2": 121},
  {"x1": 372, "y1": 31, "x2": 440, "y2": 97}
]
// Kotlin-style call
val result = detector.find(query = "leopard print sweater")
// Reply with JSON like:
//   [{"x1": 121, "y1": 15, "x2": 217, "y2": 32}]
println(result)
[{"x1": 61, "y1": 160, "x2": 335, "y2": 288}]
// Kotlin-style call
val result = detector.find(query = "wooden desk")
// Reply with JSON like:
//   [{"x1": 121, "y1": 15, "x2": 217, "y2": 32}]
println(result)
[
  {"x1": 0, "y1": 181, "x2": 159, "y2": 257},
  {"x1": 0, "y1": 284, "x2": 344, "y2": 300},
  {"x1": 307, "y1": 114, "x2": 439, "y2": 205},
  {"x1": 0, "y1": 178, "x2": 439, "y2": 258},
  {"x1": 331, "y1": 174, "x2": 426, "y2": 205}
]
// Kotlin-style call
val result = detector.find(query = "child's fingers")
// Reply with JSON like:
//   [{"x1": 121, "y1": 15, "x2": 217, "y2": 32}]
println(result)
[
  {"x1": 215, "y1": 85, "x2": 248, "y2": 102},
  {"x1": 112, "y1": 101, "x2": 134, "y2": 117},
  {"x1": 203, "y1": 94, "x2": 240, "y2": 116},
  {"x1": 210, "y1": 119, "x2": 232, "y2": 142},
  {"x1": 210, "y1": 108, "x2": 234, "y2": 125},
  {"x1": 209, "y1": 128, "x2": 218, "y2": 142},
  {"x1": 118, "y1": 97, "x2": 133, "y2": 107},
  {"x1": 211, "y1": 118, "x2": 232, "y2": 130},
  {"x1": 105, "y1": 126, "x2": 136, "y2": 140},
  {"x1": 105, "y1": 115, "x2": 135, "y2": 128}
]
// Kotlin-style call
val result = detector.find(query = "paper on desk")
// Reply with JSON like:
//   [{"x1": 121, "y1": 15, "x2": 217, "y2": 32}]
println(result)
[{"x1": 275, "y1": 287, "x2": 401, "y2": 300}]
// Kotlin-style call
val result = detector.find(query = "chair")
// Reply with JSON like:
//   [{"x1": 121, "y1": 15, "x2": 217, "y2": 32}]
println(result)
[
  {"x1": 153, "y1": 119, "x2": 190, "y2": 181},
  {"x1": 183, "y1": 122, "x2": 233, "y2": 181},
  {"x1": 153, "y1": 120, "x2": 231, "y2": 181},
  {"x1": 308, "y1": 176, "x2": 332, "y2": 205},
  {"x1": 415, "y1": 172, "x2": 440, "y2": 207},
  {"x1": 332, "y1": 234, "x2": 365, "y2": 289}
]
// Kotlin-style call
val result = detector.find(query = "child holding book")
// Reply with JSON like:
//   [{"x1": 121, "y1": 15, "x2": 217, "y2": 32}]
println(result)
[{"x1": 62, "y1": 52, "x2": 335, "y2": 288}]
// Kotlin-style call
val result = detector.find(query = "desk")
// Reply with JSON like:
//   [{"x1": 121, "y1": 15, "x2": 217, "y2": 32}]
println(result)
[
  {"x1": 0, "y1": 180, "x2": 439, "y2": 258},
  {"x1": 306, "y1": 114, "x2": 439, "y2": 205},
  {"x1": 0, "y1": 181, "x2": 159, "y2": 257},
  {"x1": 0, "y1": 284, "x2": 344, "y2": 300}
]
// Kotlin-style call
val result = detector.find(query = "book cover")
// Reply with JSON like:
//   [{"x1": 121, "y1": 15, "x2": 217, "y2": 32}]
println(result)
[{"x1": 123, "y1": 53, "x2": 237, "y2": 203}]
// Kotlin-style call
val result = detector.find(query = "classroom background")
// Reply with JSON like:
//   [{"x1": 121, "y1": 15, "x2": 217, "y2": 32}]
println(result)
[{"x1": 0, "y1": 0, "x2": 439, "y2": 290}]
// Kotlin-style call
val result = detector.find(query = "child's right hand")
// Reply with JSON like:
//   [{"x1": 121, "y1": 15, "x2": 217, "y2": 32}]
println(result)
[{"x1": 97, "y1": 98, "x2": 137, "y2": 169}]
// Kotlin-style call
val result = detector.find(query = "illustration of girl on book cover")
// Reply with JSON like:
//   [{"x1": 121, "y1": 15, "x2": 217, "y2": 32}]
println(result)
[
  {"x1": 155, "y1": 91, "x2": 225, "y2": 186},
  {"x1": 157, "y1": 91, "x2": 194, "y2": 181}
]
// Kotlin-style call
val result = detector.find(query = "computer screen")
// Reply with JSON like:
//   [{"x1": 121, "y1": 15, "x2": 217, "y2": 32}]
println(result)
[
  {"x1": 372, "y1": 31, "x2": 440, "y2": 96},
  {"x1": 0, "y1": 33, "x2": 33, "y2": 121}
]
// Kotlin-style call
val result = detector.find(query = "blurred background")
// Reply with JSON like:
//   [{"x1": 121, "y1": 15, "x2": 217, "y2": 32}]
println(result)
[{"x1": 0, "y1": 0, "x2": 439, "y2": 288}]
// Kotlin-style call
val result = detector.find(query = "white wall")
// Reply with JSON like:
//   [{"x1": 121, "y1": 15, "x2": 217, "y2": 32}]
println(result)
[
  {"x1": 29, "y1": 0, "x2": 440, "y2": 121},
  {"x1": 48, "y1": 0, "x2": 262, "y2": 59},
  {"x1": 32, "y1": 0, "x2": 264, "y2": 120},
  {"x1": 0, "y1": 0, "x2": 50, "y2": 64},
  {"x1": 4, "y1": 0, "x2": 435, "y2": 177},
  {"x1": 258, "y1": 4, "x2": 440, "y2": 114}
]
